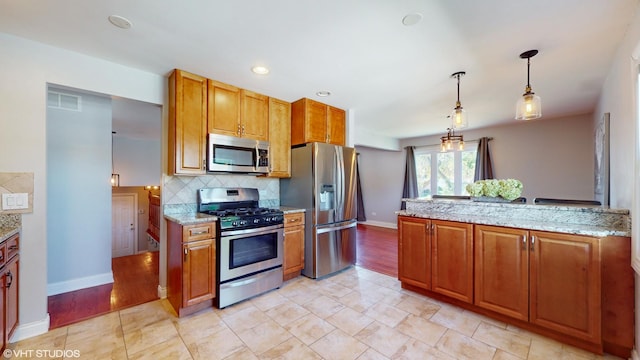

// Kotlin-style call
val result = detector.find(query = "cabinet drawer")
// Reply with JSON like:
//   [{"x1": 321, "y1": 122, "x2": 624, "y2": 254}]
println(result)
[
  {"x1": 6, "y1": 234, "x2": 18, "y2": 260},
  {"x1": 183, "y1": 223, "x2": 215, "y2": 241},
  {"x1": 284, "y1": 213, "x2": 305, "y2": 227}
]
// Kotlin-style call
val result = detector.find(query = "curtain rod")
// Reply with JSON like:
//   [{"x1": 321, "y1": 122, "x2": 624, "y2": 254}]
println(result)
[{"x1": 404, "y1": 137, "x2": 493, "y2": 149}]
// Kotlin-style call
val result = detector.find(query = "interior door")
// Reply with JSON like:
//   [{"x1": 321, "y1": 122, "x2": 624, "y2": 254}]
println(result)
[{"x1": 112, "y1": 194, "x2": 137, "y2": 258}]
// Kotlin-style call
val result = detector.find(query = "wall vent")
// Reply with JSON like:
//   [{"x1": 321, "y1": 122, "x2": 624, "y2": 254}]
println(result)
[{"x1": 47, "y1": 91, "x2": 82, "y2": 111}]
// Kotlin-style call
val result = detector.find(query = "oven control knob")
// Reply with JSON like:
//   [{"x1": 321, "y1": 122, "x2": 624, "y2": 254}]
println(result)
[
  {"x1": 272, "y1": 216, "x2": 278, "y2": 221},
  {"x1": 240, "y1": 220, "x2": 247, "y2": 226},
  {"x1": 253, "y1": 219, "x2": 260, "y2": 224},
  {"x1": 232, "y1": 221, "x2": 238, "y2": 227},
  {"x1": 265, "y1": 217, "x2": 271, "y2": 222}
]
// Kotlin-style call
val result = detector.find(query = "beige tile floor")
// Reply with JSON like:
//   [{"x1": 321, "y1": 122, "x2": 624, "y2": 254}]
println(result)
[{"x1": 10, "y1": 266, "x2": 624, "y2": 360}]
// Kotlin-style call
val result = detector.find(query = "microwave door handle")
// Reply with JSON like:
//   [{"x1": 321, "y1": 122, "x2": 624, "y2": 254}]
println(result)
[{"x1": 254, "y1": 145, "x2": 259, "y2": 172}]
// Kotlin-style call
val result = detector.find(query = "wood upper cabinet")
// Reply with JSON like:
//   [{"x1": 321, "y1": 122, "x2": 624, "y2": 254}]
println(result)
[
  {"x1": 167, "y1": 221, "x2": 216, "y2": 317},
  {"x1": 431, "y1": 220, "x2": 474, "y2": 303},
  {"x1": 530, "y1": 231, "x2": 601, "y2": 343},
  {"x1": 207, "y1": 80, "x2": 269, "y2": 141},
  {"x1": 283, "y1": 212, "x2": 305, "y2": 280},
  {"x1": 169, "y1": 69, "x2": 208, "y2": 175},
  {"x1": 398, "y1": 216, "x2": 431, "y2": 289},
  {"x1": 291, "y1": 98, "x2": 346, "y2": 146},
  {"x1": 327, "y1": 105, "x2": 346, "y2": 146},
  {"x1": 207, "y1": 79, "x2": 241, "y2": 137},
  {"x1": 241, "y1": 90, "x2": 269, "y2": 141},
  {"x1": 267, "y1": 97, "x2": 292, "y2": 178},
  {"x1": 474, "y1": 225, "x2": 529, "y2": 321}
]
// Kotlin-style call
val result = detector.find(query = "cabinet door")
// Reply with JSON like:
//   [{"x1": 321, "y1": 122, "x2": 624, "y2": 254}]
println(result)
[
  {"x1": 398, "y1": 216, "x2": 431, "y2": 289},
  {"x1": 169, "y1": 69, "x2": 207, "y2": 175},
  {"x1": 327, "y1": 106, "x2": 346, "y2": 146},
  {"x1": 474, "y1": 225, "x2": 529, "y2": 321},
  {"x1": 267, "y1": 97, "x2": 291, "y2": 178},
  {"x1": 283, "y1": 225, "x2": 304, "y2": 276},
  {"x1": 5, "y1": 257, "x2": 18, "y2": 342},
  {"x1": 529, "y1": 231, "x2": 601, "y2": 343},
  {"x1": 431, "y1": 220, "x2": 474, "y2": 303},
  {"x1": 208, "y1": 79, "x2": 241, "y2": 137},
  {"x1": 241, "y1": 90, "x2": 269, "y2": 141},
  {"x1": 183, "y1": 239, "x2": 216, "y2": 307}
]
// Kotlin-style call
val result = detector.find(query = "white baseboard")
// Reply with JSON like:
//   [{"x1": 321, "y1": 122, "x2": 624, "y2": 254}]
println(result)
[
  {"x1": 157, "y1": 285, "x2": 167, "y2": 299},
  {"x1": 632, "y1": 348, "x2": 639, "y2": 360},
  {"x1": 9, "y1": 314, "x2": 50, "y2": 343},
  {"x1": 47, "y1": 271, "x2": 114, "y2": 296},
  {"x1": 358, "y1": 220, "x2": 397, "y2": 229}
]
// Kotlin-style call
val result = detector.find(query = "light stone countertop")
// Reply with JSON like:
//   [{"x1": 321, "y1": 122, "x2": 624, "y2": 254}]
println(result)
[
  {"x1": 164, "y1": 206, "x2": 305, "y2": 226},
  {"x1": 0, "y1": 227, "x2": 20, "y2": 243},
  {"x1": 399, "y1": 198, "x2": 631, "y2": 237}
]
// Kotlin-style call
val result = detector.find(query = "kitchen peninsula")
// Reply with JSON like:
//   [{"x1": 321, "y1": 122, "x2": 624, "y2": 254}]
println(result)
[{"x1": 397, "y1": 198, "x2": 633, "y2": 357}]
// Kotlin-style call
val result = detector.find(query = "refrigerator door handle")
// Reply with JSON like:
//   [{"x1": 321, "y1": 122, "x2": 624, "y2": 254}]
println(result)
[
  {"x1": 335, "y1": 146, "x2": 345, "y2": 221},
  {"x1": 316, "y1": 221, "x2": 357, "y2": 234}
]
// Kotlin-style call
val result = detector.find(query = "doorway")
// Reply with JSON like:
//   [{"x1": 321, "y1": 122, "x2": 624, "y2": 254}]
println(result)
[{"x1": 46, "y1": 85, "x2": 162, "y2": 326}]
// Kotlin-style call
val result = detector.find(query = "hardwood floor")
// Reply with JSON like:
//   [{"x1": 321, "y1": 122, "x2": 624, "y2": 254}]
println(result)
[
  {"x1": 47, "y1": 251, "x2": 159, "y2": 329},
  {"x1": 355, "y1": 223, "x2": 398, "y2": 277},
  {"x1": 47, "y1": 225, "x2": 397, "y2": 329}
]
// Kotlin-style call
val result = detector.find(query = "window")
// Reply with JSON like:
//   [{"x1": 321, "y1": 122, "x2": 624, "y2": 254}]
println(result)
[{"x1": 414, "y1": 142, "x2": 477, "y2": 197}]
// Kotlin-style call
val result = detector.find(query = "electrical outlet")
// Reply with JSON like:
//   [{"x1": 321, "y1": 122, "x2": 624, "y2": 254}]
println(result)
[{"x1": 2, "y1": 193, "x2": 29, "y2": 210}]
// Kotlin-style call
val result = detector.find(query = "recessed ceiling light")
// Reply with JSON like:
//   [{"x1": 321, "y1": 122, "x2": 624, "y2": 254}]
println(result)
[
  {"x1": 108, "y1": 15, "x2": 132, "y2": 29},
  {"x1": 316, "y1": 91, "x2": 331, "y2": 97},
  {"x1": 402, "y1": 13, "x2": 423, "y2": 26},
  {"x1": 251, "y1": 66, "x2": 270, "y2": 75}
]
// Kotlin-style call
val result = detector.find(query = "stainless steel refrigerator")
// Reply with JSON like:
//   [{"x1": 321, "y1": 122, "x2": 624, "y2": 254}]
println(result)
[{"x1": 280, "y1": 142, "x2": 357, "y2": 278}]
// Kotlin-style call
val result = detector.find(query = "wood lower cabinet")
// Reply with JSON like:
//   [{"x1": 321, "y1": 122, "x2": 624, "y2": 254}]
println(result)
[
  {"x1": 167, "y1": 221, "x2": 216, "y2": 317},
  {"x1": 291, "y1": 98, "x2": 346, "y2": 146},
  {"x1": 400, "y1": 219, "x2": 633, "y2": 357},
  {"x1": 529, "y1": 231, "x2": 600, "y2": 343},
  {"x1": 267, "y1": 97, "x2": 291, "y2": 178},
  {"x1": 283, "y1": 212, "x2": 305, "y2": 280},
  {"x1": 474, "y1": 225, "x2": 529, "y2": 321},
  {"x1": 168, "y1": 69, "x2": 208, "y2": 175},
  {"x1": 398, "y1": 216, "x2": 431, "y2": 289},
  {"x1": 431, "y1": 220, "x2": 473, "y2": 303},
  {"x1": 0, "y1": 233, "x2": 19, "y2": 353}
]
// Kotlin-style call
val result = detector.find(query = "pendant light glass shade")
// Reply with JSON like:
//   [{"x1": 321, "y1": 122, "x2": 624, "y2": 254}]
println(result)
[
  {"x1": 450, "y1": 71, "x2": 468, "y2": 129},
  {"x1": 515, "y1": 50, "x2": 542, "y2": 120}
]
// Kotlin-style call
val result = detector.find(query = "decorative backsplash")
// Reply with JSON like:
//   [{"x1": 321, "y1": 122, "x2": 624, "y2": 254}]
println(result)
[{"x1": 163, "y1": 174, "x2": 280, "y2": 214}]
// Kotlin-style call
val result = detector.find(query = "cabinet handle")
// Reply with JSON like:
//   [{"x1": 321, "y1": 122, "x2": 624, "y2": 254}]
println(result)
[
  {"x1": 522, "y1": 235, "x2": 527, "y2": 251},
  {"x1": 237, "y1": 123, "x2": 241, "y2": 135},
  {"x1": 5, "y1": 271, "x2": 12, "y2": 288},
  {"x1": 289, "y1": 218, "x2": 299, "y2": 222},
  {"x1": 242, "y1": 125, "x2": 245, "y2": 135},
  {"x1": 184, "y1": 248, "x2": 188, "y2": 262},
  {"x1": 8, "y1": 245, "x2": 17, "y2": 251},
  {"x1": 203, "y1": 159, "x2": 206, "y2": 170},
  {"x1": 191, "y1": 230, "x2": 208, "y2": 235},
  {"x1": 530, "y1": 235, "x2": 535, "y2": 251}
]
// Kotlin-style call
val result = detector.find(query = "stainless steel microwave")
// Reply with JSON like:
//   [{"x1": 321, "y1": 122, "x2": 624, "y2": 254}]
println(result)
[{"x1": 207, "y1": 133, "x2": 270, "y2": 174}]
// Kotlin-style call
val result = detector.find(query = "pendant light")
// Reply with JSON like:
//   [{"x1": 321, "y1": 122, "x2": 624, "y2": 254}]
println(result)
[
  {"x1": 440, "y1": 127, "x2": 464, "y2": 152},
  {"x1": 111, "y1": 131, "x2": 119, "y2": 187},
  {"x1": 450, "y1": 71, "x2": 468, "y2": 129},
  {"x1": 515, "y1": 49, "x2": 542, "y2": 120}
]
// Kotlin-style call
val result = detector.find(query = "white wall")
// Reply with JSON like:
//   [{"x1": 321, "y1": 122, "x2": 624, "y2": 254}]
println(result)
[
  {"x1": 0, "y1": 32, "x2": 165, "y2": 340},
  {"x1": 401, "y1": 114, "x2": 595, "y2": 202},
  {"x1": 355, "y1": 146, "x2": 404, "y2": 226},
  {"x1": 46, "y1": 89, "x2": 113, "y2": 292},
  {"x1": 115, "y1": 135, "x2": 162, "y2": 186},
  {"x1": 595, "y1": 4, "x2": 640, "y2": 359}
]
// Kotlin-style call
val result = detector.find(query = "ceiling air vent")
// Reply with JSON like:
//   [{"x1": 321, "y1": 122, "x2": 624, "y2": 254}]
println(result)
[{"x1": 47, "y1": 91, "x2": 82, "y2": 111}]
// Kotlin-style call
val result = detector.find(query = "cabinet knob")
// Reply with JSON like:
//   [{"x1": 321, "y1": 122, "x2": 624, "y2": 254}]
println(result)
[
  {"x1": 5, "y1": 270, "x2": 12, "y2": 288},
  {"x1": 530, "y1": 235, "x2": 535, "y2": 251}
]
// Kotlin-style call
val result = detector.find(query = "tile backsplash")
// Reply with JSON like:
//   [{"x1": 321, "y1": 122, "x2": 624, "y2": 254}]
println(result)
[{"x1": 163, "y1": 174, "x2": 279, "y2": 214}]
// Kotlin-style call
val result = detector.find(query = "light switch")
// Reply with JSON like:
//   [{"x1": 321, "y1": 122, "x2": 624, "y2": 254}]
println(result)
[{"x1": 2, "y1": 193, "x2": 29, "y2": 210}]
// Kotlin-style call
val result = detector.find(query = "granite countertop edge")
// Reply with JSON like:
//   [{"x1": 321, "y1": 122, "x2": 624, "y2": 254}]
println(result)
[
  {"x1": 397, "y1": 210, "x2": 629, "y2": 237},
  {"x1": 0, "y1": 227, "x2": 20, "y2": 243}
]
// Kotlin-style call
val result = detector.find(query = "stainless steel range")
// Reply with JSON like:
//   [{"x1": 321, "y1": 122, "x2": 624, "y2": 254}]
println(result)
[{"x1": 197, "y1": 187, "x2": 284, "y2": 308}]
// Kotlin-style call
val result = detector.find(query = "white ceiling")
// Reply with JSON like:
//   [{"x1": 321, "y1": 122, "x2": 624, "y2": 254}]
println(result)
[{"x1": 1, "y1": 0, "x2": 638, "y2": 142}]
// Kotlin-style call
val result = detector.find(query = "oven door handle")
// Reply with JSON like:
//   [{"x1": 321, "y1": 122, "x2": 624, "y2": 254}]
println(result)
[{"x1": 221, "y1": 223, "x2": 284, "y2": 237}]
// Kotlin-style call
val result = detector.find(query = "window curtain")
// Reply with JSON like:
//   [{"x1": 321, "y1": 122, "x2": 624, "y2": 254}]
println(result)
[
  {"x1": 356, "y1": 153, "x2": 366, "y2": 221},
  {"x1": 474, "y1": 137, "x2": 494, "y2": 181},
  {"x1": 401, "y1": 146, "x2": 418, "y2": 210}
]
